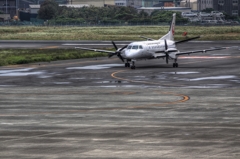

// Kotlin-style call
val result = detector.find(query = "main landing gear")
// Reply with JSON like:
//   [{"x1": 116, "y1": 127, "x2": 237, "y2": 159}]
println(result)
[{"x1": 124, "y1": 60, "x2": 136, "y2": 69}]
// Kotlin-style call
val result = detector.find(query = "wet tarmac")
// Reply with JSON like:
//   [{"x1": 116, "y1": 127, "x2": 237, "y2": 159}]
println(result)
[{"x1": 0, "y1": 41, "x2": 240, "y2": 158}]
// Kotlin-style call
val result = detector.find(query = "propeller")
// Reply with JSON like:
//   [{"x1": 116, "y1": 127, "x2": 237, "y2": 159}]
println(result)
[
  {"x1": 164, "y1": 39, "x2": 169, "y2": 64},
  {"x1": 108, "y1": 41, "x2": 128, "y2": 63}
]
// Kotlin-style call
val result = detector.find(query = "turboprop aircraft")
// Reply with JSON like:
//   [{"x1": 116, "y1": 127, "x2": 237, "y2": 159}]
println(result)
[{"x1": 75, "y1": 13, "x2": 234, "y2": 69}]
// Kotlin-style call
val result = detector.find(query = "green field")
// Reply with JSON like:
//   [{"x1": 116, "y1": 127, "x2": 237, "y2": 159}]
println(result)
[
  {"x1": 0, "y1": 25, "x2": 239, "y2": 66},
  {"x1": 0, "y1": 25, "x2": 240, "y2": 41},
  {"x1": 0, "y1": 49, "x2": 107, "y2": 66}
]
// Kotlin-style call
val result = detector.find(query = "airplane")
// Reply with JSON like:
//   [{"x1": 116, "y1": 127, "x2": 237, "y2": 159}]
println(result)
[{"x1": 75, "y1": 13, "x2": 235, "y2": 69}]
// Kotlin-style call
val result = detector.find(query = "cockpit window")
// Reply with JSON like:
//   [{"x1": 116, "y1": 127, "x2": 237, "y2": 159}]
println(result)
[
  {"x1": 127, "y1": 45, "x2": 132, "y2": 49},
  {"x1": 132, "y1": 45, "x2": 138, "y2": 49},
  {"x1": 139, "y1": 45, "x2": 143, "y2": 49}
]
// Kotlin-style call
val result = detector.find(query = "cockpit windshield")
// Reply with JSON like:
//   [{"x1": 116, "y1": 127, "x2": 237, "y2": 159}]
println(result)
[
  {"x1": 132, "y1": 45, "x2": 138, "y2": 49},
  {"x1": 127, "y1": 45, "x2": 132, "y2": 49}
]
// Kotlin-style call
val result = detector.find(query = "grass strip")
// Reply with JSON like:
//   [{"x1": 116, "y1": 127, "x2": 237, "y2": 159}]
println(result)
[
  {"x1": 0, "y1": 49, "x2": 107, "y2": 66},
  {"x1": 0, "y1": 26, "x2": 240, "y2": 40}
]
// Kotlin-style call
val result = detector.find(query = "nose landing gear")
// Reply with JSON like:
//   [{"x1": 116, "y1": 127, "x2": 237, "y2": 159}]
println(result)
[
  {"x1": 173, "y1": 59, "x2": 178, "y2": 68},
  {"x1": 130, "y1": 61, "x2": 136, "y2": 69},
  {"x1": 173, "y1": 63, "x2": 178, "y2": 67},
  {"x1": 125, "y1": 60, "x2": 131, "y2": 67}
]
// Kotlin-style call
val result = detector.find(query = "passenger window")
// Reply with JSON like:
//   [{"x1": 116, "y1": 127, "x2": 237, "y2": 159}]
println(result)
[
  {"x1": 139, "y1": 45, "x2": 143, "y2": 49},
  {"x1": 127, "y1": 46, "x2": 132, "y2": 49},
  {"x1": 132, "y1": 45, "x2": 138, "y2": 49}
]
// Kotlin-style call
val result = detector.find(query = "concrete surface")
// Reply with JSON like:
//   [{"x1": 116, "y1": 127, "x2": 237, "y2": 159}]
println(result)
[{"x1": 0, "y1": 41, "x2": 239, "y2": 158}]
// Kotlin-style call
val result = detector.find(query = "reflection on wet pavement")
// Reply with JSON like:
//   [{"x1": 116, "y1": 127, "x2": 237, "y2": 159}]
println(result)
[
  {"x1": 66, "y1": 64, "x2": 123, "y2": 70},
  {"x1": 0, "y1": 68, "x2": 44, "y2": 76}
]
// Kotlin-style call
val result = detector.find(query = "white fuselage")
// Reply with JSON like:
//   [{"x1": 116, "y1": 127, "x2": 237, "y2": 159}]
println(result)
[{"x1": 122, "y1": 40, "x2": 177, "y2": 60}]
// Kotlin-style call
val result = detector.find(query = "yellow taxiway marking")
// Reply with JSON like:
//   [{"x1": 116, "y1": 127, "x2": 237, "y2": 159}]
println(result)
[
  {"x1": 0, "y1": 90, "x2": 189, "y2": 116},
  {"x1": 111, "y1": 70, "x2": 190, "y2": 105}
]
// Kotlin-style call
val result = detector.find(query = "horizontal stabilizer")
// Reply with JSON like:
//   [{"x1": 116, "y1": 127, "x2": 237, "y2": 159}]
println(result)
[
  {"x1": 175, "y1": 36, "x2": 200, "y2": 44},
  {"x1": 75, "y1": 47, "x2": 115, "y2": 54}
]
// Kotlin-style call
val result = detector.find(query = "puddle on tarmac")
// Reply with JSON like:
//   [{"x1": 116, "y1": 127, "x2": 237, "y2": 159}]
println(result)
[
  {"x1": 95, "y1": 83, "x2": 235, "y2": 89},
  {"x1": 0, "y1": 68, "x2": 32, "y2": 73},
  {"x1": 183, "y1": 84, "x2": 231, "y2": 88},
  {"x1": 133, "y1": 76, "x2": 149, "y2": 80},
  {"x1": 66, "y1": 64, "x2": 123, "y2": 70},
  {"x1": 230, "y1": 80, "x2": 240, "y2": 83},
  {"x1": 38, "y1": 75, "x2": 53, "y2": 78},
  {"x1": 54, "y1": 82, "x2": 71, "y2": 85},
  {"x1": 98, "y1": 85, "x2": 147, "y2": 88},
  {"x1": 0, "y1": 68, "x2": 44, "y2": 76},
  {"x1": 162, "y1": 72, "x2": 199, "y2": 75},
  {"x1": 0, "y1": 68, "x2": 56, "y2": 78},
  {"x1": 0, "y1": 85, "x2": 15, "y2": 87},
  {"x1": 69, "y1": 77, "x2": 86, "y2": 80},
  {"x1": 190, "y1": 75, "x2": 236, "y2": 81},
  {"x1": 175, "y1": 75, "x2": 237, "y2": 82},
  {"x1": 95, "y1": 80, "x2": 129, "y2": 84}
]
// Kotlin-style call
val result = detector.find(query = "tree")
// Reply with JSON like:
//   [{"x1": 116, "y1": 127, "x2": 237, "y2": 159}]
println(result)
[
  {"x1": 201, "y1": 8, "x2": 214, "y2": 13},
  {"x1": 38, "y1": 0, "x2": 59, "y2": 20}
]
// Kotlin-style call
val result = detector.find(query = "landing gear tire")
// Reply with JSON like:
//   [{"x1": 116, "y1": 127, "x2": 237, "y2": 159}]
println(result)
[
  {"x1": 173, "y1": 63, "x2": 178, "y2": 68},
  {"x1": 130, "y1": 61, "x2": 136, "y2": 69}
]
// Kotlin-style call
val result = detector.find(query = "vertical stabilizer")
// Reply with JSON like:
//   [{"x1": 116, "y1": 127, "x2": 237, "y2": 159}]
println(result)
[{"x1": 159, "y1": 13, "x2": 176, "y2": 41}]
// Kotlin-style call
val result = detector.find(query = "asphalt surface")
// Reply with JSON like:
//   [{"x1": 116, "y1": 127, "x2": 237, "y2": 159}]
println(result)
[{"x1": 0, "y1": 41, "x2": 240, "y2": 159}]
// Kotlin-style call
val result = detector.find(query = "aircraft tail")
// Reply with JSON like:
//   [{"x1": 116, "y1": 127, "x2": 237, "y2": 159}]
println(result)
[{"x1": 159, "y1": 13, "x2": 176, "y2": 41}]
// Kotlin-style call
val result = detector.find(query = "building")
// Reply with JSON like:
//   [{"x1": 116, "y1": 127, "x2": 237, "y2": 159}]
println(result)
[
  {"x1": 127, "y1": 0, "x2": 177, "y2": 8},
  {"x1": 213, "y1": 0, "x2": 240, "y2": 16},
  {"x1": 197, "y1": 0, "x2": 213, "y2": 10},
  {"x1": 115, "y1": 0, "x2": 127, "y2": 6},
  {"x1": 18, "y1": 4, "x2": 89, "y2": 21},
  {"x1": 138, "y1": 6, "x2": 191, "y2": 14},
  {"x1": 71, "y1": 0, "x2": 115, "y2": 7}
]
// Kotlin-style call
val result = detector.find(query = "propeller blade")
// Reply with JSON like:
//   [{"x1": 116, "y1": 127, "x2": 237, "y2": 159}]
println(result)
[
  {"x1": 110, "y1": 42, "x2": 126, "y2": 62},
  {"x1": 112, "y1": 41, "x2": 118, "y2": 50},
  {"x1": 164, "y1": 39, "x2": 168, "y2": 51},
  {"x1": 166, "y1": 54, "x2": 169, "y2": 64},
  {"x1": 108, "y1": 53, "x2": 116, "y2": 58},
  {"x1": 117, "y1": 54, "x2": 124, "y2": 63},
  {"x1": 164, "y1": 39, "x2": 169, "y2": 64},
  {"x1": 119, "y1": 45, "x2": 128, "y2": 52}
]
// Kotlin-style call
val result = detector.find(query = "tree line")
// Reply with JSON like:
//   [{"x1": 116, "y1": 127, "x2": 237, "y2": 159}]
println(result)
[{"x1": 38, "y1": 0, "x2": 188, "y2": 25}]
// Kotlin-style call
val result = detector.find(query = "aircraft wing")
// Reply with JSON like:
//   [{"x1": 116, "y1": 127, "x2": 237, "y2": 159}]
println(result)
[
  {"x1": 139, "y1": 36, "x2": 155, "y2": 41},
  {"x1": 174, "y1": 46, "x2": 237, "y2": 56},
  {"x1": 154, "y1": 53, "x2": 166, "y2": 58},
  {"x1": 75, "y1": 47, "x2": 115, "y2": 54}
]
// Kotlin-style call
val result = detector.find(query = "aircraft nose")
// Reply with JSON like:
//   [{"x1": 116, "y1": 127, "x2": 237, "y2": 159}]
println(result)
[
  {"x1": 124, "y1": 50, "x2": 139, "y2": 59},
  {"x1": 125, "y1": 51, "x2": 132, "y2": 58}
]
